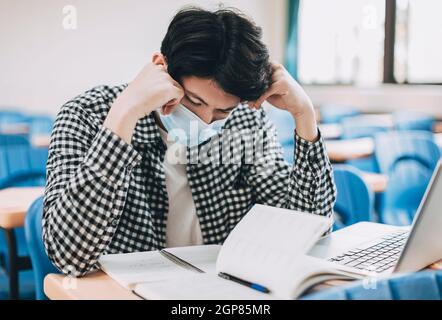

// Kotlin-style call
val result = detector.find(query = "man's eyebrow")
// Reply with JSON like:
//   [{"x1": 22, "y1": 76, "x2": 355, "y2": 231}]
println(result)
[{"x1": 186, "y1": 90, "x2": 208, "y2": 105}]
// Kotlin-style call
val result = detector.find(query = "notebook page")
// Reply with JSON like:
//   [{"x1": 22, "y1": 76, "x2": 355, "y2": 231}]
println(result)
[
  {"x1": 162, "y1": 245, "x2": 221, "y2": 274},
  {"x1": 216, "y1": 204, "x2": 332, "y2": 298},
  {"x1": 99, "y1": 251, "x2": 193, "y2": 289},
  {"x1": 134, "y1": 274, "x2": 277, "y2": 300}
]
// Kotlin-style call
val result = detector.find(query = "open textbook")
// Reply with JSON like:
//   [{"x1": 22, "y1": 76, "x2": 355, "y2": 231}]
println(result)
[{"x1": 99, "y1": 204, "x2": 364, "y2": 299}]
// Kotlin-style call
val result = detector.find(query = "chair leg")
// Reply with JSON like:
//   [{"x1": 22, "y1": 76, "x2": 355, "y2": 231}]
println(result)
[{"x1": 4, "y1": 229, "x2": 19, "y2": 300}]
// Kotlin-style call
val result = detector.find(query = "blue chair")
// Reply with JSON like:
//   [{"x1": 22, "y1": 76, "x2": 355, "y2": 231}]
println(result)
[
  {"x1": 0, "y1": 134, "x2": 31, "y2": 180},
  {"x1": 0, "y1": 111, "x2": 28, "y2": 132},
  {"x1": 374, "y1": 131, "x2": 441, "y2": 225},
  {"x1": 0, "y1": 170, "x2": 46, "y2": 300},
  {"x1": 0, "y1": 135, "x2": 47, "y2": 299},
  {"x1": 28, "y1": 147, "x2": 49, "y2": 178},
  {"x1": 0, "y1": 110, "x2": 25, "y2": 119},
  {"x1": 346, "y1": 157, "x2": 379, "y2": 174},
  {"x1": 0, "y1": 170, "x2": 46, "y2": 189},
  {"x1": 0, "y1": 134, "x2": 47, "y2": 185},
  {"x1": 332, "y1": 165, "x2": 374, "y2": 230},
  {"x1": 24, "y1": 196, "x2": 59, "y2": 300},
  {"x1": 281, "y1": 143, "x2": 294, "y2": 164},
  {"x1": 319, "y1": 105, "x2": 360, "y2": 124},
  {"x1": 394, "y1": 112, "x2": 435, "y2": 132},
  {"x1": 340, "y1": 117, "x2": 390, "y2": 173},
  {"x1": 0, "y1": 270, "x2": 35, "y2": 300},
  {"x1": 266, "y1": 108, "x2": 296, "y2": 163},
  {"x1": 303, "y1": 270, "x2": 442, "y2": 300},
  {"x1": 266, "y1": 108, "x2": 295, "y2": 144},
  {"x1": 25, "y1": 115, "x2": 54, "y2": 136},
  {"x1": 341, "y1": 117, "x2": 390, "y2": 140}
]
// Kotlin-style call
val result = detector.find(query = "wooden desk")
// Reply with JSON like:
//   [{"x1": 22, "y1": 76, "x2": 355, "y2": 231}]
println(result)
[
  {"x1": 44, "y1": 271, "x2": 140, "y2": 300},
  {"x1": 326, "y1": 132, "x2": 442, "y2": 163},
  {"x1": 0, "y1": 187, "x2": 45, "y2": 300},
  {"x1": 0, "y1": 124, "x2": 30, "y2": 135},
  {"x1": 318, "y1": 124, "x2": 343, "y2": 140},
  {"x1": 44, "y1": 260, "x2": 442, "y2": 300},
  {"x1": 325, "y1": 138, "x2": 375, "y2": 162},
  {"x1": 323, "y1": 138, "x2": 387, "y2": 192},
  {"x1": 360, "y1": 173, "x2": 388, "y2": 193},
  {"x1": 31, "y1": 135, "x2": 51, "y2": 148},
  {"x1": 320, "y1": 119, "x2": 442, "y2": 143},
  {"x1": 0, "y1": 187, "x2": 45, "y2": 229}
]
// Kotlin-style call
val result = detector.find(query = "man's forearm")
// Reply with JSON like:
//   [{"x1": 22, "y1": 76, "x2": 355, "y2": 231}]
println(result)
[
  {"x1": 103, "y1": 96, "x2": 140, "y2": 145},
  {"x1": 289, "y1": 102, "x2": 319, "y2": 143},
  {"x1": 43, "y1": 127, "x2": 142, "y2": 276}
]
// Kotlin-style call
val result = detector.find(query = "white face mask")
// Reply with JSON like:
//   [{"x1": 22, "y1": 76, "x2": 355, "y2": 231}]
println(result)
[{"x1": 158, "y1": 104, "x2": 232, "y2": 147}]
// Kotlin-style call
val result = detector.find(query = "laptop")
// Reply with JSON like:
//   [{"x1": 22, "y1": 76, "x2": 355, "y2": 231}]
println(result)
[{"x1": 308, "y1": 160, "x2": 442, "y2": 276}]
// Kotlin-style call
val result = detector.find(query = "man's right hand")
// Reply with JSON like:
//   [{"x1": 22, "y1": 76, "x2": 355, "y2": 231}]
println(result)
[{"x1": 104, "y1": 63, "x2": 184, "y2": 144}]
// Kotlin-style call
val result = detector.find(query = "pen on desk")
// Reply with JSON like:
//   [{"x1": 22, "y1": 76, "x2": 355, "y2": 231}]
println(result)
[
  {"x1": 160, "y1": 249, "x2": 205, "y2": 273},
  {"x1": 218, "y1": 272, "x2": 271, "y2": 294}
]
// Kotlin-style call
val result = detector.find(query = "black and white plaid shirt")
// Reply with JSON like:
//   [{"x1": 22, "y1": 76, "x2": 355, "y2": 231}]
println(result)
[{"x1": 42, "y1": 84, "x2": 336, "y2": 276}]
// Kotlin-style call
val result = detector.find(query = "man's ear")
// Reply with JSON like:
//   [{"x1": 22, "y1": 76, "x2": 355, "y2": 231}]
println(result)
[{"x1": 152, "y1": 52, "x2": 168, "y2": 68}]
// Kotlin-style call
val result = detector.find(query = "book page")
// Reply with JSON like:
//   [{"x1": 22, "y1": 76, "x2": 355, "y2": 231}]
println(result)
[
  {"x1": 99, "y1": 250, "x2": 193, "y2": 289},
  {"x1": 134, "y1": 274, "x2": 277, "y2": 300},
  {"x1": 271, "y1": 255, "x2": 362, "y2": 298},
  {"x1": 162, "y1": 245, "x2": 221, "y2": 274},
  {"x1": 216, "y1": 204, "x2": 333, "y2": 299}
]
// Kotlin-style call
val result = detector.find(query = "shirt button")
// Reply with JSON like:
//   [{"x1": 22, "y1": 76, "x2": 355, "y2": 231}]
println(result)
[{"x1": 111, "y1": 219, "x2": 118, "y2": 227}]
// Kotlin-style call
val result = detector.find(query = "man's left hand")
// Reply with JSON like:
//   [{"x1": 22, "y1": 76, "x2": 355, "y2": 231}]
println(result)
[{"x1": 249, "y1": 62, "x2": 319, "y2": 142}]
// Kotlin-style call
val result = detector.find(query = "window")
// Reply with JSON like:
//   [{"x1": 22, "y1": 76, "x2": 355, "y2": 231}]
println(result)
[
  {"x1": 394, "y1": 0, "x2": 442, "y2": 83},
  {"x1": 298, "y1": 0, "x2": 385, "y2": 85},
  {"x1": 296, "y1": 0, "x2": 442, "y2": 85}
]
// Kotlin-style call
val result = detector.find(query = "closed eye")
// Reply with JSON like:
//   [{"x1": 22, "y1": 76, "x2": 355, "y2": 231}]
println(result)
[
  {"x1": 184, "y1": 95, "x2": 203, "y2": 106},
  {"x1": 217, "y1": 107, "x2": 236, "y2": 114}
]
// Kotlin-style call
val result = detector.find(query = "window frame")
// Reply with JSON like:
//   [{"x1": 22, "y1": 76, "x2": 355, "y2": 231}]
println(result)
[
  {"x1": 297, "y1": 0, "x2": 442, "y2": 86},
  {"x1": 386, "y1": 0, "x2": 442, "y2": 85}
]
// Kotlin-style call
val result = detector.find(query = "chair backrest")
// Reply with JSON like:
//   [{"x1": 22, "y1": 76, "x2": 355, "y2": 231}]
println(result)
[
  {"x1": 303, "y1": 270, "x2": 442, "y2": 300},
  {"x1": 0, "y1": 134, "x2": 32, "y2": 179},
  {"x1": 26, "y1": 115, "x2": 54, "y2": 136},
  {"x1": 28, "y1": 147, "x2": 49, "y2": 175},
  {"x1": 266, "y1": 108, "x2": 295, "y2": 145},
  {"x1": 24, "y1": 196, "x2": 59, "y2": 300},
  {"x1": 319, "y1": 105, "x2": 360, "y2": 124},
  {"x1": 374, "y1": 131, "x2": 440, "y2": 175},
  {"x1": 374, "y1": 131, "x2": 441, "y2": 225},
  {"x1": 341, "y1": 117, "x2": 389, "y2": 140},
  {"x1": 394, "y1": 111, "x2": 435, "y2": 132},
  {"x1": 0, "y1": 134, "x2": 47, "y2": 186},
  {"x1": 0, "y1": 111, "x2": 27, "y2": 129},
  {"x1": 0, "y1": 135, "x2": 48, "y2": 298},
  {"x1": 332, "y1": 165, "x2": 374, "y2": 229}
]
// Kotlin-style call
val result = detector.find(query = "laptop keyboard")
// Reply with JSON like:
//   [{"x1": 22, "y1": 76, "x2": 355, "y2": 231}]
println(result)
[{"x1": 328, "y1": 231, "x2": 409, "y2": 273}]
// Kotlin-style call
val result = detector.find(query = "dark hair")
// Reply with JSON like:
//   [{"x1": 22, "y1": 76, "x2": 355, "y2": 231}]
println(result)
[{"x1": 161, "y1": 7, "x2": 272, "y2": 101}]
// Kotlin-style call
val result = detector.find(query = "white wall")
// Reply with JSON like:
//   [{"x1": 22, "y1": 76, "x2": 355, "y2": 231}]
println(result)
[
  {"x1": 2, "y1": 0, "x2": 441, "y2": 119},
  {"x1": 0, "y1": 0, "x2": 287, "y2": 116}
]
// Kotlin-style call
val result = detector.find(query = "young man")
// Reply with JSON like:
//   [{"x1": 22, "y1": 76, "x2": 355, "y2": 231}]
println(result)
[{"x1": 43, "y1": 7, "x2": 336, "y2": 276}]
